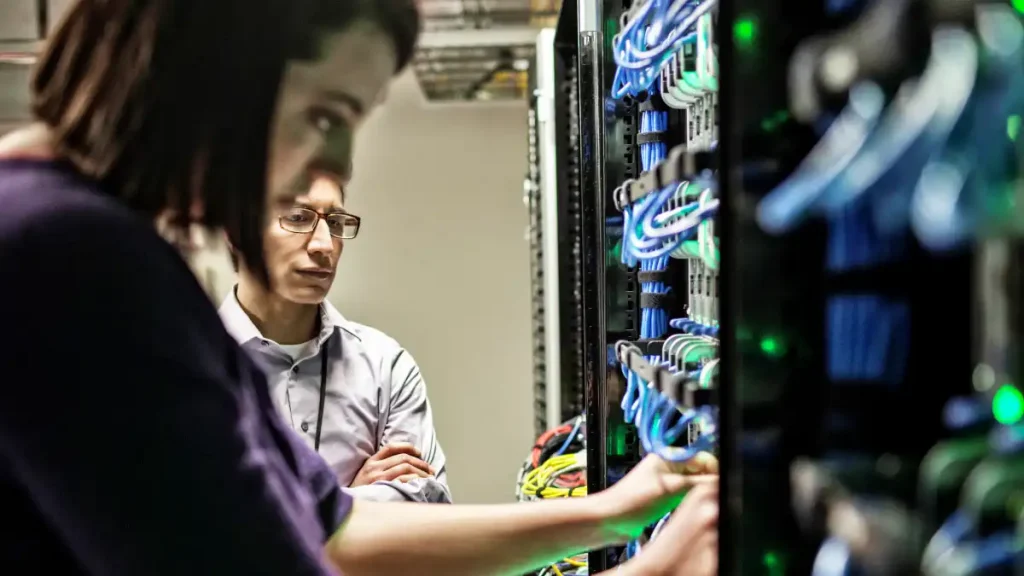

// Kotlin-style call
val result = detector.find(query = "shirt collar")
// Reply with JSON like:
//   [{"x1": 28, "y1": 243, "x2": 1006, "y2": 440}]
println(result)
[{"x1": 218, "y1": 286, "x2": 356, "y2": 347}]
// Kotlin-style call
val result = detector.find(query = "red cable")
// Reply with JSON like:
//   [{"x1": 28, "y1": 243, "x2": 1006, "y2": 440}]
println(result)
[{"x1": 531, "y1": 424, "x2": 572, "y2": 467}]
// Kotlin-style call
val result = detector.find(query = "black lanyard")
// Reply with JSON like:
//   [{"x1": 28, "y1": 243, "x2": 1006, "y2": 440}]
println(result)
[{"x1": 314, "y1": 344, "x2": 329, "y2": 452}]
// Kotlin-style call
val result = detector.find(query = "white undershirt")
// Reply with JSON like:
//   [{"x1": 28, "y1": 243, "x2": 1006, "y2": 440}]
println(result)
[{"x1": 277, "y1": 340, "x2": 315, "y2": 361}]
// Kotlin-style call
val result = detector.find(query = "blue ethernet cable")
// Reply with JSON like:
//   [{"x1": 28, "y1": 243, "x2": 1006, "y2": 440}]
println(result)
[
  {"x1": 670, "y1": 317, "x2": 719, "y2": 337},
  {"x1": 636, "y1": 107, "x2": 670, "y2": 341},
  {"x1": 826, "y1": 293, "x2": 910, "y2": 385},
  {"x1": 811, "y1": 537, "x2": 854, "y2": 576},
  {"x1": 611, "y1": 0, "x2": 718, "y2": 99},
  {"x1": 611, "y1": 0, "x2": 715, "y2": 100},
  {"x1": 554, "y1": 417, "x2": 583, "y2": 457},
  {"x1": 610, "y1": 4, "x2": 725, "y2": 562}
]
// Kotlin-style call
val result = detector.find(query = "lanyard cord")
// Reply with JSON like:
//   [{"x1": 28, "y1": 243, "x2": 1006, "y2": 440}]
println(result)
[{"x1": 314, "y1": 344, "x2": 329, "y2": 452}]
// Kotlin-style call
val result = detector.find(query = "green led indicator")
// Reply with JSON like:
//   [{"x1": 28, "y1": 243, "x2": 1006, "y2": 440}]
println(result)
[
  {"x1": 993, "y1": 385, "x2": 1024, "y2": 425},
  {"x1": 759, "y1": 336, "x2": 786, "y2": 357},
  {"x1": 609, "y1": 239, "x2": 622, "y2": 262},
  {"x1": 733, "y1": 16, "x2": 758, "y2": 49},
  {"x1": 1009, "y1": 115, "x2": 1021, "y2": 142},
  {"x1": 763, "y1": 551, "x2": 785, "y2": 576},
  {"x1": 1013, "y1": 0, "x2": 1024, "y2": 15},
  {"x1": 761, "y1": 110, "x2": 791, "y2": 133}
]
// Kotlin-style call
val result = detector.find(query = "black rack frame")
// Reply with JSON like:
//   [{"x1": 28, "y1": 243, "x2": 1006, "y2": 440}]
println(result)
[{"x1": 556, "y1": 0, "x2": 641, "y2": 570}]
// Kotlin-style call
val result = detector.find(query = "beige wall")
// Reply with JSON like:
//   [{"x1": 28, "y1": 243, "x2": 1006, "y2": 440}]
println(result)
[
  {"x1": 199, "y1": 72, "x2": 535, "y2": 504},
  {"x1": 333, "y1": 73, "x2": 534, "y2": 503}
]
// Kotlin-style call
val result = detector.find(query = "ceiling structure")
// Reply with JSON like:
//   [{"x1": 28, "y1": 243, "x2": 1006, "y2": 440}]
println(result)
[{"x1": 415, "y1": 0, "x2": 563, "y2": 102}]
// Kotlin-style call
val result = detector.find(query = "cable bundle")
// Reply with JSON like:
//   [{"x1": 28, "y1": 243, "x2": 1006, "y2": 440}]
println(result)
[
  {"x1": 537, "y1": 554, "x2": 588, "y2": 576},
  {"x1": 611, "y1": 0, "x2": 718, "y2": 100},
  {"x1": 515, "y1": 417, "x2": 587, "y2": 503},
  {"x1": 658, "y1": 10, "x2": 718, "y2": 117},
  {"x1": 827, "y1": 295, "x2": 909, "y2": 384},
  {"x1": 756, "y1": 4, "x2": 1024, "y2": 252},
  {"x1": 516, "y1": 418, "x2": 588, "y2": 576},
  {"x1": 519, "y1": 452, "x2": 588, "y2": 500},
  {"x1": 635, "y1": 108, "x2": 672, "y2": 342},
  {"x1": 614, "y1": 340, "x2": 718, "y2": 567}
]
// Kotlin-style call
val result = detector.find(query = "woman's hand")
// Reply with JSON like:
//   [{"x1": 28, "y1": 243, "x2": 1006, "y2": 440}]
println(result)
[
  {"x1": 594, "y1": 452, "x2": 719, "y2": 543},
  {"x1": 616, "y1": 481, "x2": 719, "y2": 576}
]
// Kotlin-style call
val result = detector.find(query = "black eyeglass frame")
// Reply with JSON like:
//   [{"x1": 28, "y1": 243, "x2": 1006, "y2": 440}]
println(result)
[{"x1": 278, "y1": 207, "x2": 362, "y2": 240}]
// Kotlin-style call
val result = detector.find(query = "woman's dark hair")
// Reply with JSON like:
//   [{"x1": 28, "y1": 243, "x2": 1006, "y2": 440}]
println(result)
[{"x1": 31, "y1": 0, "x2": 420, "y2": 284}]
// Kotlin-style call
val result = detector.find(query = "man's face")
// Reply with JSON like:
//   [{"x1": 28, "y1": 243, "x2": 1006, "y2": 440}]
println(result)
[
  {"x1": 265, "y1": 21, "x2": 397, "y2": 209},
  {"x1": 263, "y1": 178, "x2": 349, "y2": 304}
]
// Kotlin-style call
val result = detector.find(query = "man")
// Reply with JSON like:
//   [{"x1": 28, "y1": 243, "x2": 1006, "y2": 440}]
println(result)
[{"x1": 219, "y1": 176, "x2": 450, "y2": 503}]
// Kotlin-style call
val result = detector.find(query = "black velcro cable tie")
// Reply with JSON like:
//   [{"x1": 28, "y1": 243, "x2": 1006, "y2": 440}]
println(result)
[
  {"x1": 640, "y1": 292, "x2": 673, "y2": 309},
  {"x1": 632, "y1": 339, "x2": 666, "y2": 356},
  {"x1": 638, "y1": 270, "x2": 670, "y2": 284},
  {"x1": 636, "y1": 131, "x2": 667, "y2": 145},
  {"x1": 682, "y1": 383, "x2": 717, "y2": 408},
  {"x1": 639, "y1": 92, "x2": 668, "y2": 112}
]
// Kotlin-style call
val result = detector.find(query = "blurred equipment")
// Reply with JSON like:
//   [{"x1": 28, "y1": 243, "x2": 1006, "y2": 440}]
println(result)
[{"x1": 724, "y1": 0, "x2": 1024, "y2": 573}]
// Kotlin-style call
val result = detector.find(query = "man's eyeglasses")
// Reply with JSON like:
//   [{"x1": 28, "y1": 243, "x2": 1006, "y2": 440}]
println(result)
[{"x1": 279, "y1": 207, "x2": 361, "y2": 239}]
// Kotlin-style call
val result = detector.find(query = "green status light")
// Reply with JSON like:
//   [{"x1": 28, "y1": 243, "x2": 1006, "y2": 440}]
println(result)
[
  {"x1": 1009, "y1": 115, "x2": 1021, "y2": 142},
  {"x1": 762, "y1": 551, "x2": 786, "y2": 576},
  {"x1": 993, "y1": 385, "x2": 1024, "y2": 425},
  {"x1": 1014, "y1": 0, "x2": 1024, "y2": 15},
  {"x1": 759, "y1": 336, "x2": 786, "y2": 357},
  {"x1": 733, "y1": 16, "x2": 758, "y2": 49}
]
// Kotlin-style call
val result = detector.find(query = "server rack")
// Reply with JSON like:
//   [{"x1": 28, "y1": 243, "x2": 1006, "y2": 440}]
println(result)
[
  {"x1": 556, "y1": 0, "x2": 661, "y2": 570},
  {"x1": 530, "y1": 27, "x2": 589, "y2": 436},
  {"x1": 526, "y1": 72, "x2": 549, "y2": 437},
  {"x1": 550, "y1": 0, "x2": 1022, "y2": 574},
  {"x1": 722, "y1": 1, "x2": 1018, "y2": 574}
]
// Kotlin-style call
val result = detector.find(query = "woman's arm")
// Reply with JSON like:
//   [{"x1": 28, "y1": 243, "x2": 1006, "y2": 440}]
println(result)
[
  {"x1": 327, "y1": 455, "x2": 718, "y2": 576},
  {"x1": 328, "y1": 496, "x2": 615, "y2": 575}
]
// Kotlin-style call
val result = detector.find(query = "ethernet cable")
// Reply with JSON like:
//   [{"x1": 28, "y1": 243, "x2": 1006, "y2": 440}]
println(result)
[
  {"x1": 516, "y1": 419, "x2": 587, "y2": 502},
  {"x1": 757, "y1": 26, "x2": 980, "y2": 238},
  {"x1": 911, "y1": 6, "x2": 1024, "y2": 250},
  {"x1": 611, "y1": 0, "x2": 716, "y2": 99},
  {"x1": 520, "y1": 452, "x2": 588, "y2": 499}
]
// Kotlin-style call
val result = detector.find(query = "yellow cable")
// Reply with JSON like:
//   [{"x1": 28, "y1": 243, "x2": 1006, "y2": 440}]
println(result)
[
  {"x1": 550, "y1": 564, "x2": 565, "y2": 576},
  {"x1": 564, "y1": 556, "x2": 586, "y2": 567}
]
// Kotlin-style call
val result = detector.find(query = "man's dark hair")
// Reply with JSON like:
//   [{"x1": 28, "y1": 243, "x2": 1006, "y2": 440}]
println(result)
[{"x1": 32, "y1": 0, "x2": 419, "y2": 284}]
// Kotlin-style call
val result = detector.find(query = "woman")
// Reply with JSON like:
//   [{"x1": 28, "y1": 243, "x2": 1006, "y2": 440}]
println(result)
[{"x1": 0, "y1": 1, "x2": 718, "y2": 575}]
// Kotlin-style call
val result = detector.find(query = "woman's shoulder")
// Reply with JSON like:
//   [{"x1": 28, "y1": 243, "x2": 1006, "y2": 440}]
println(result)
[
  {"x1": 0, "y1": 159, "x2": 145, "y2": 242},
  {"x1": 0, "y1": 159, "x2": 197, "y2": 303}
]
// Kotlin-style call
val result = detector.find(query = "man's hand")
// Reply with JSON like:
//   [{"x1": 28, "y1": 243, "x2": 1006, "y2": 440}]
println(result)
[
  {"x1": 350, "y1": 443, "x2": 435, "y2": 487},
  {"x1": 616, "y1": 481, "x2": 719, "y2": 576},
  {"x1": 594, "y1": 452, "x2": 719, "y2": 543}
]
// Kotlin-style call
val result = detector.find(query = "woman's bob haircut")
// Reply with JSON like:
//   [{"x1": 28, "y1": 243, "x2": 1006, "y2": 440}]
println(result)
[{"x1": 31, "y1": 0, "x2": 419, "y2": 284}]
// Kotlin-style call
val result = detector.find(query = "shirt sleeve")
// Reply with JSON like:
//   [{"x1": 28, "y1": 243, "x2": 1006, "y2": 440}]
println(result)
[
  {"x1": 355, "y1": 349, "x2": 452, "y2": 504},
  {"x1": 0, "y1": 204, "x2": 346, "y2": 575}
]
